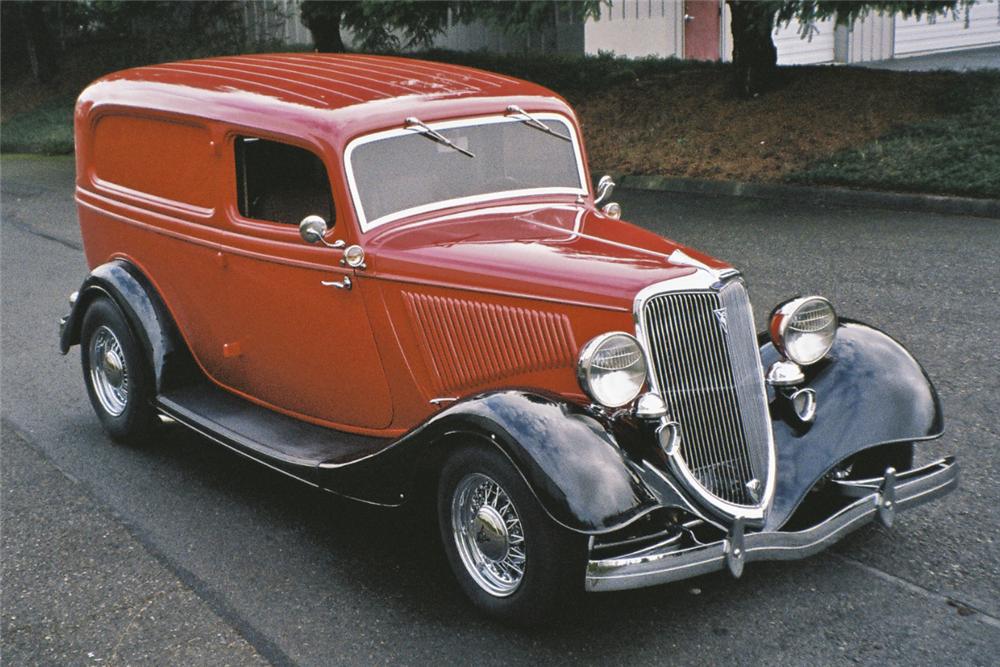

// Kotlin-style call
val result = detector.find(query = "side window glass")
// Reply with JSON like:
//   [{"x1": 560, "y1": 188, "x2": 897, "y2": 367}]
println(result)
[{"x1": 235, "y1": 137, "x2": 335, "y2": 227}]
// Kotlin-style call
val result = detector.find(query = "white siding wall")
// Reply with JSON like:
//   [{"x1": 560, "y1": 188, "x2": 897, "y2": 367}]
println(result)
[
  {"x1": 270, "y1": 0, "x2": 998, "y2": 66},
  {"x1": 433, "y1": 20, "x2": 526, "y2": 53},
  {"x1": 894, "y1": 2, "x2": 1000, "y2": 56},
  {"x1": 431, "y1": 8, "x2": 584, "y2": 55},
  {"x1": 773, "y1": 17, "x2": 836, "y2": 64},
  {"x1": 584, "y1": 0, "x2": 683, "y2": 58},
  {"x1": 243, "y1": 0, "x2": 312, "y2": 47},
  {"x1": 720, "y1": 2, "x2": 734, "y2": 61},
  {"x1": 847, "y1": 12, "x2": 895, "y2": 63}
]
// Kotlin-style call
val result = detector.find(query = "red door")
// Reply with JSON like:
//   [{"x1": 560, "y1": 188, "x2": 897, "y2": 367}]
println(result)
[
  {"x1": 684, "y1": 0, "x2": 721, "y2": 61},
  {"x1": 215, "y1": 135, "x2": 394, "y2": 432}
]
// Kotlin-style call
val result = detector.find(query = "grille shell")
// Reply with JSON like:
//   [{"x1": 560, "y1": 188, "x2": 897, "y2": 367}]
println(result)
[{"x1": 638, "y1": 279, "x2": 773, "y2": 514}]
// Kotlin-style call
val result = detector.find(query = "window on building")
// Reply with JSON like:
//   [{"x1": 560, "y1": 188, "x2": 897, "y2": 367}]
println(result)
[{"x1": 235, "y1": 137, "x2": 335, "y2": 227}]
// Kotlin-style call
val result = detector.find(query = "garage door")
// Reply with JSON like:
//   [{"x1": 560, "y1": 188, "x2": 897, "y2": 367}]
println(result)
[
  {"x1": 894, "y1": 3, "x2": 1000, "y2": 56},
  {"x1": 774, "y1": 17, "x2": 836, "y2": 64}
]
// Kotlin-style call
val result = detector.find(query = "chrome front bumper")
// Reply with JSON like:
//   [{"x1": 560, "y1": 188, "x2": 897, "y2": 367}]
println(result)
[{"x1": 585, "y1": 457, "x2": 958, "y2": 592}]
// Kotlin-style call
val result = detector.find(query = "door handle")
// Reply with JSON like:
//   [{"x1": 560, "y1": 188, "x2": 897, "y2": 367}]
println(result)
[{"x1": 321, "y1": 276, "x2": 352, "y2": 290}]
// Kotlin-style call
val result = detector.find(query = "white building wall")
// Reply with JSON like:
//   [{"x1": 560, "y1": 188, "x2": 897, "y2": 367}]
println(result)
[
  {"x1": 894, "y1": 2, "x2": 1000, "y2": 56},
  {"x1": 773, "y1": 17, "x2": 837, "y2": 64},
  {"x1": 846, "y1": 13, "x2": 895, "y2": 63},
  {"x1": 584, "y1": 0, "x2": 683, "y2": 58},
  {"x1": 433, "y1": 20, "x2": 527, "y2": 53},
  {"x1": 273, "y1": 0, "x2": 998, "y2": 66},
  {"x1": 243, "y1": 0, "x2": 312, "y2": 47},
  {"x1": 431, "y1": 8, "x2": 584, "y2": 55},
  {"x1": 720, "y1": 2, "x2": 734, "y2": 61}
]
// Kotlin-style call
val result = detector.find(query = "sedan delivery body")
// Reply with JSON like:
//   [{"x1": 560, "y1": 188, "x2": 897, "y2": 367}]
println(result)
[{"x1": 60, "y1": 54, "x2": 957, "y2": 622}]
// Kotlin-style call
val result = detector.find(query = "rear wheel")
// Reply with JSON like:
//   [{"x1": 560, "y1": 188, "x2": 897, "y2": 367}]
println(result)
[
  {"x1": 437, "y1": 443, "x2": 586, "y2": 625},
  {"x1": 80, "y1": 297, "x2": 158, "y2": 444}
]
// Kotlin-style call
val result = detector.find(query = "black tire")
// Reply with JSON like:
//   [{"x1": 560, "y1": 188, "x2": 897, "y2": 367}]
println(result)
[
  {"x1": 437, "y1": 442, "x2": 587, "y2": 625},
  {"x1": 80, "y1": 297, "x2": 158, "y2": 445}
]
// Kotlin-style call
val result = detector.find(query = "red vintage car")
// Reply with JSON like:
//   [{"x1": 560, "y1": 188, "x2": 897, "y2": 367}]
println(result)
[{"x1": 60, "y1": 54, "x2": 957, "y2": 623}]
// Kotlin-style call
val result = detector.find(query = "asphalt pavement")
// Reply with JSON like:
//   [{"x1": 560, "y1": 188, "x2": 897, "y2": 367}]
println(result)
[
  {"x1": 2, "y1": 155, "x2": 998, "y2": 666},
  {"x1": 859, "y1": 44, "x2": 1000, "y2": 71}
]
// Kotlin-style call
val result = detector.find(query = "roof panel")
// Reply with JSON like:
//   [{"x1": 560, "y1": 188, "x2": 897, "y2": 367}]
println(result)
[
  {"x1": 132, "y1": 53, "x2": 537, "y2": 110},
  {"x1": 85, "y1": 54, "x2": 569, "y2": 143}
]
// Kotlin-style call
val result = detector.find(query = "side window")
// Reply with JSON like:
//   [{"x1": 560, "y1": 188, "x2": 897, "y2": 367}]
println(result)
[{"x1": 235, "y1": 137, "x2": 335, "y2": 227}]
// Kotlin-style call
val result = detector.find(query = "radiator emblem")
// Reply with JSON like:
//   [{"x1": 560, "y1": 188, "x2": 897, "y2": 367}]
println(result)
[{"x1": 713, "y1": 307, "x2": 729, "y2": 335}]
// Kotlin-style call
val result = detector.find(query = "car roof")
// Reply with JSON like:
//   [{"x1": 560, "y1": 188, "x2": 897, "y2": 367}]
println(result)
[{"x1": 79, "y1": 53, "x2": 574, "y2": 149}]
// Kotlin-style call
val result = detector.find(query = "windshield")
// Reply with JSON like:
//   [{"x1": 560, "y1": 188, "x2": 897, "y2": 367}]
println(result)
[{"x1": 347, "y1": 114, "x2": 586, "y2": 231}]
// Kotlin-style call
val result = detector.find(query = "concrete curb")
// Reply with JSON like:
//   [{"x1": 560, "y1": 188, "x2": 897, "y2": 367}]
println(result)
[{"x1": 611, "y1": 174, "x2": 1000, "y2": 219}]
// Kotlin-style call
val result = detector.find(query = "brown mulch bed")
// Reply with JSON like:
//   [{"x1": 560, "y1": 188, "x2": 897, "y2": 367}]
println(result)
[{"x1": 575, "y1": 66, "x2": 968, "y2": 183}]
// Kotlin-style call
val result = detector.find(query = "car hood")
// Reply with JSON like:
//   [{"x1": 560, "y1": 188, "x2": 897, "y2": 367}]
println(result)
[{"x1": 366, "y1": 203, "x2": 734, "y2": 310}]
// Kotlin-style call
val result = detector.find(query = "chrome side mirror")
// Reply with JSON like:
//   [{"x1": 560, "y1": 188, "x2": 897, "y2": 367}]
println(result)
[
  {"x1": 299, "y1": 215, "x2": 344, "y2": 249},
  {"x1": 594, "y1": 174, "x2": 615, "y2": 206},
  {"x1": 299, "y1": 215, "x2": 328, "y2": 244}
]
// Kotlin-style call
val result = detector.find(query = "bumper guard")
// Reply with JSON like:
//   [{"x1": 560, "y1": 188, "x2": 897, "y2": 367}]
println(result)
[{"x1": 585, "y1": 457, "x2": 958, "y2": 592}]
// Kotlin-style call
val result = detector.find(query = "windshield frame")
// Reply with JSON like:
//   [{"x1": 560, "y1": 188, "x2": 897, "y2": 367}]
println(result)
[{"x1": 344, "y1": 112, "x2": 589, "y2": 233}]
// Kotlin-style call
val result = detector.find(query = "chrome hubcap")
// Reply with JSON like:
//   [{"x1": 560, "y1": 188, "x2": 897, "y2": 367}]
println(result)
[
  {"x1": 451, "y1": 473, "x2": 525, "y2": 597},
  {"x1": 473, "y1": 505, "x2": 509, "y2": 561},
  {"x1": 89, "y1": 326, "x2": 129, "y2": 416}
]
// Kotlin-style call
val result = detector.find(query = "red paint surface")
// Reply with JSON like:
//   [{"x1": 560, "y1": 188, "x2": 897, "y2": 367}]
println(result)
[{"x1": 75, "y1": 54, "x2": 733, "y2": 437}]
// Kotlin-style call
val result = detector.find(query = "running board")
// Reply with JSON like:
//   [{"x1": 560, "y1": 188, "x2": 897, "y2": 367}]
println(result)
[{"x1": 156, "y1": 381, "x2": 392, "y2": 485}]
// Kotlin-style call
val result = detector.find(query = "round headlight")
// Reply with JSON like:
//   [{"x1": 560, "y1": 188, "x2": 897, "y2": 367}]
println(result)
[
  {"x1": 770, "y1": 296, "x2": 838, "y2": 366},
  {"x1": 577, "y1": 332, "x2": 647, "y2": 408}
]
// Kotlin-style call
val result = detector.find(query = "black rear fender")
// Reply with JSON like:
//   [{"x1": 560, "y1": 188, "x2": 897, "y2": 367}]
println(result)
[{"x1": 60, "y1": 260, "x2": 192, "y2": 391}]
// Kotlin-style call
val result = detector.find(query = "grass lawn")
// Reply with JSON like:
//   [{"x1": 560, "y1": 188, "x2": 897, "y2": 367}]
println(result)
[
  {"x1": 787, "y1": 72, "x2": 1000, "y2": 199},
  {"x1": 1, "y1": 95, "x2": 76, "y2": 155},
  {"x1": 3, "y1": 49, "x2": 998, "y2": 198}
]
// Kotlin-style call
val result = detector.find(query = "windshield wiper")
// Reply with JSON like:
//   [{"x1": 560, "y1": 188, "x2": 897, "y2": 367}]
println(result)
[
  {"x1": 505, "y1": 105, "x2": 572, "y2": 142},
  {"x1": 404, "y1": 117, "x2": 475, "y2": 158}
]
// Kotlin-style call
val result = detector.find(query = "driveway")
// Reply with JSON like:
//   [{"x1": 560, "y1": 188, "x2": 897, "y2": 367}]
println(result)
[
  {"x1": 2, "y1": 155, "x2": 998, "y2": 666},
  {"x1": 860, "y1": 44, "x2": 1000, "y2": 71}
]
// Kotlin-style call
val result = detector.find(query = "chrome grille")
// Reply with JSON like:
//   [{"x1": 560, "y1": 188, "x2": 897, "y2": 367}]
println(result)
[{"x1": 641, "y1": 281, "x2": 771, "y2": 508}]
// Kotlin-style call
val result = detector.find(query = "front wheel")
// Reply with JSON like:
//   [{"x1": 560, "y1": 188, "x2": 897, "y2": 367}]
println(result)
[{"x1": 437, "y1": 443, "x2": 586, "y2": 624}]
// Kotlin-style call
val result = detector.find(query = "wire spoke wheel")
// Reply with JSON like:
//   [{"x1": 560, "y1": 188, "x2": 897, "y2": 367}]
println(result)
[
  {"x1": 88, "y1": 325, "x2": 130, "y2": 416},
  {"x1": 451, "y1": 472, "x2": 526, "y2": 597}
]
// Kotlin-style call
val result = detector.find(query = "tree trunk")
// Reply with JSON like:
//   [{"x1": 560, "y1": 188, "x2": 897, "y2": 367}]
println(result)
[
  {"x1": 17, "y1": 2, "x2": 56, "y2": 84},
  {"x1": 307, "y1": 9, "x2": 346, "y2": 53},
  {"x1": 727, "y1": 0, "x2": 779, "y2": 98}
]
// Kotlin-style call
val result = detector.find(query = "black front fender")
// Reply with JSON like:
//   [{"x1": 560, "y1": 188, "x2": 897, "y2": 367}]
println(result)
[
  {"x1": 764, "y1": 320, "x2": 944, "y2": 529},
  {"x1": 320, "y1": 391, "x2": 662, "y2": 533}
]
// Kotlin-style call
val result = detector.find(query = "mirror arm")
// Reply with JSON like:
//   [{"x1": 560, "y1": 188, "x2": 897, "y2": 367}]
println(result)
[{"x1": 594, "y1": 175, "x2": 616, "y2": 206}]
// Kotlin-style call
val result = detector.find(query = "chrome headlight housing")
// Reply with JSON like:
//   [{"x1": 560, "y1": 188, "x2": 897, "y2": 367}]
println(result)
[
  {"x1": 577, "y1": 332, "x2": 647, "y2": 408},
  {"x1": 770, "y1": 296, "x2": 838, "y2": 366}
]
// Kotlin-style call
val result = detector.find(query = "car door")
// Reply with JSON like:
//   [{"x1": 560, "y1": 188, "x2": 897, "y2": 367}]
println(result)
[{"x1": 214, "y1": 134, "x2": 393, "y2": 430}]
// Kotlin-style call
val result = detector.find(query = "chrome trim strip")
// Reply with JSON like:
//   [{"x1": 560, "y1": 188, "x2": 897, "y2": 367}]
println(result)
[
  {"x1": 585, "y1": 457, "x2": 958, "y2": 592},
  {"x1": 343, "y1": 113, "x2": 589, "y2": 233},
  {"x1": 633, "y1": 272, "x2": 777, "y2": 522}
]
